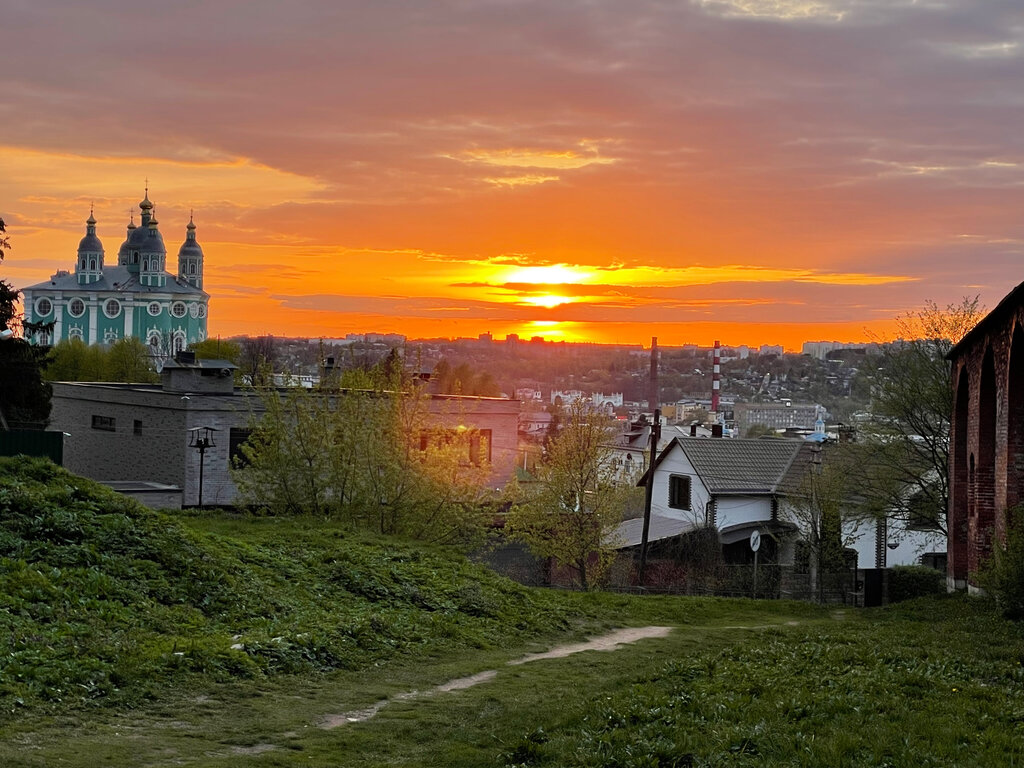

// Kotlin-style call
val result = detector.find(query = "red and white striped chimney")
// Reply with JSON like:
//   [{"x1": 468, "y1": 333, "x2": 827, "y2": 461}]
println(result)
[{"x1": 711, "y1": 340, "x2": 721, "y2": 417}]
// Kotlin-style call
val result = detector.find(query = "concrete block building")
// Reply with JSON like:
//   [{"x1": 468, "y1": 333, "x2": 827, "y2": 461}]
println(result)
[{"x1": 49, "y1": 359, "x2": 521, "y2": 507}]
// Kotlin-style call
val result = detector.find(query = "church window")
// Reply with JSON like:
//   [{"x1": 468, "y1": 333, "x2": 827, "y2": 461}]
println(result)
[
  {"x1": 149, "y1": 333, "x2": 161, "y2": 348},
  {"x1": 143, "y1": 259, "x2": 149, "y2": 271},
  {"x1": 103, "y1": 298, "x2": 121, "y2": 318},
  {"x1": 81, "y1": 259, "x2": 86, "y2": 269},
  {"x1": 90, "y1": 259, "x2": 96, "y2": 270},
  {"x1": 173, "y1": 334, "x2": 185, "y2": 353},
  {"x1": 171, "y1": 302, "x2": 187, "y2": 318},
  {"x1": 148, "y1": 302, "x2": 161, "y2": 316},
  {"x1": 189, "y1": 263, "x2": 197, "y2": 275},
  {"x1": 132, "y1": 252, "x2": 139, "y2": 263},
  {"x1": 69, "y1": 327, "x2": 83, "y2": 341},
  {"x1": 68, "y1": 298, "x2": 85, "y2": 317},
  {"x1": 35, "y1": 297, "x2": 52, "y2": 317},
  {"x1": 197, "y1": 304, "x2": 206, "y2": 318}
]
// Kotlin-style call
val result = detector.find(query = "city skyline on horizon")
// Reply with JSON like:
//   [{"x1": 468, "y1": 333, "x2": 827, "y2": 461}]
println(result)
[{"x1": 3, "y1": 2, "x2": 1022, "y2": 350}]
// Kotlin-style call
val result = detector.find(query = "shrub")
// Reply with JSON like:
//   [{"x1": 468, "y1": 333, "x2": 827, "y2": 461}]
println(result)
[
  {"x1": 979, "y1": 511, "x2": 1024, "y2": 620},
  {"x1": 888, "y1": 565, "x2": 945, "y2": 603}
]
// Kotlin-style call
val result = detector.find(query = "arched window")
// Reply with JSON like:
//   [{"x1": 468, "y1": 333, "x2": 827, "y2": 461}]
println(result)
[
  {"x1": 90, "y1": 258, "x2": 96, "y2": 270},
  {"x1": 189, "y1": 263, "x2": 197, "y2": 275}
]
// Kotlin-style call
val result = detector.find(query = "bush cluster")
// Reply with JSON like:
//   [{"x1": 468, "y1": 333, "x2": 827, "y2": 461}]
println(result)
[{"x1": 888, "y1": 565, "x2": 946, "y2": 604}]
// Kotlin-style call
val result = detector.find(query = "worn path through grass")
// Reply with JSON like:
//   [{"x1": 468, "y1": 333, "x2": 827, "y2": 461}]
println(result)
[{"x1": 0, "y1": 607, "x2": 821, "y2": 768}]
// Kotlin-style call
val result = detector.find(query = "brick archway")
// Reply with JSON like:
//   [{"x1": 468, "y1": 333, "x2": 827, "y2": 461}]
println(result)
[
  {"x1": 972, "y1": 348, "x2": 997, "y2": 582},
  {"x1": 1008, "y1": 325, "x2": 1024, "y2": 512},
  {"x1": 950, "y1": 365, "x2": 970, "y2": 588}
]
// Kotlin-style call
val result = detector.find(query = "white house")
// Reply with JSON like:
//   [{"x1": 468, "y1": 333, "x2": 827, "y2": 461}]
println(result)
[
  {"x1": 616, "y1": 437, "x2": 815, "y2": 561},
  {"x1": 619, "y1": 436, "x2": 947, "y2": 575}
]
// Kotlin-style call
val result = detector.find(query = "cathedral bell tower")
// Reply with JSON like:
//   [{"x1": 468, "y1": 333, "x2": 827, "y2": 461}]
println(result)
[
  {"x1": 75, "y1": 207, "x2": 104, "y2": 285},
  {"x1": 177, "y1": 212, "x2": 204, "y2": 290}
]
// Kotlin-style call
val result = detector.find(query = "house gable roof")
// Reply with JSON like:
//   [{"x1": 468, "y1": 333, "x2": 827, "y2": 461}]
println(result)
[{"x1": 640, "y1": 437, "x2": 814, "y2": 495}]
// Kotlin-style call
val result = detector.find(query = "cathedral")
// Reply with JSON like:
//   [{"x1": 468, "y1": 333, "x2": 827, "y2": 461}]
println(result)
[{"x1": 21, "y1": 191, "x2": 209, "y2": 352}]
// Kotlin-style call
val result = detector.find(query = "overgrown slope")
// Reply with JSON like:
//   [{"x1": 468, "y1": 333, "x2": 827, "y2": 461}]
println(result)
[{"x1": 0, "y1": 458, "x2": 577, "y2": 715}]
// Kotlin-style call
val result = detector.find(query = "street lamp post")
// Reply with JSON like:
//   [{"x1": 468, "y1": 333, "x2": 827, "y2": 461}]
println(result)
[{"x1": 188, "y1": 426, "x2": 218, "y2": 509}]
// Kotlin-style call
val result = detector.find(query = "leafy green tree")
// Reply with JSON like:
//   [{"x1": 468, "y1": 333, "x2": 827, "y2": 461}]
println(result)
[
  {"x1": 190, "y1": 338, "x2": 242, "y2": 364},
  {"x1": 0, "y1": 217, "x2": 51, "y2": 428},
  {"x1": 45, "y1": 338, "x2": 158, "y2": 383},
  {"x1": 507, "y1": 400, "x2": 630, "y2": 590},
  {"x1": 43, "y1": 338, "x2": 93, "y2": 381},
  {"x1": 432, "y1": 357, "x2": 502, "y2": 397},
  {"x1": 107, "y1": 337, "x2": 158, "y2": 383},
  {"x1": 233, "y1": 364, "x2": 492, "y2": 545}
]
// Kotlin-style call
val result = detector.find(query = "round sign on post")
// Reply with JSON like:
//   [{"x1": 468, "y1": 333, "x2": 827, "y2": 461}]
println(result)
[{"x1": 749, "y1": 529, "x2": 761, "y2": 552}]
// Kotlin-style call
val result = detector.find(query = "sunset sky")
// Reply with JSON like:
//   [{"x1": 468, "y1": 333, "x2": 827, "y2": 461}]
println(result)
[{"x1": 3, "y1": 0, "x2": 1023, "y2": 350}]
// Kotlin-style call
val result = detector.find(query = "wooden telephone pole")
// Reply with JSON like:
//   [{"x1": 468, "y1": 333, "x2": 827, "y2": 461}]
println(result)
[{"x1": 638, "y1": 337, "x2": 660, "y2": 585}]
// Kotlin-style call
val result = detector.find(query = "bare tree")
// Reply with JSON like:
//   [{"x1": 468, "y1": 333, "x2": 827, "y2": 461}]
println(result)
[
  {"x1": 240, "y1": 335, "x2": 276, "y2": 387},
  {"x1": 859, "y1": 297, "x2": 985, "y2": 535}
]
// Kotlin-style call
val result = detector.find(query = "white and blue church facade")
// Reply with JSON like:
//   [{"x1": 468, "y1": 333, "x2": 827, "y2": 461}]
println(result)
[{"x1": 22, "y1": 191, "x2": 209, "y2": 352}]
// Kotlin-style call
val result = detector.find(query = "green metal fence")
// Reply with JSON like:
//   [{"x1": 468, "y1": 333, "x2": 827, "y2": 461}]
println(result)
[{"x1": 0, "y1": 430, "x2": 64, "y2": 465}]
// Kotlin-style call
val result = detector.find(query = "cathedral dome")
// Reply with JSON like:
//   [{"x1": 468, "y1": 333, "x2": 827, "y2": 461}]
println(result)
[
  {"x1": 178, "y1": 240, "x2": 204, "y2": 259},
  {"x1": 77, "y1": 210, "x2": 103, "y2": 254},
  {"x1": 126, "y1": 219, "x2": 166, "y2": 255},
  {"x1": 178, "y1": 216, "x2": 203, "y2": 259},
  {"x1": 77, "y1": 233, "x2": 104, "y2": 253}
]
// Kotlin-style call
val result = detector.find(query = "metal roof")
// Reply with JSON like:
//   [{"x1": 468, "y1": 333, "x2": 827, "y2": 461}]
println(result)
[
  {"x1": 22, "y1": 266, "x2": 207, "y2": 297},
  {"x1": 608, "y1": 514, "x2": 698, "y2": 548},
  {"x1": 644, "y1": 436, "x2": 814, "y2": 495}
]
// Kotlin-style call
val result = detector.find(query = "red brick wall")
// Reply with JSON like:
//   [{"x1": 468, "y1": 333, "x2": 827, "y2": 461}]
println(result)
[{"x1": 949, "y1": 304, "x2": 1024, "y2": 589}]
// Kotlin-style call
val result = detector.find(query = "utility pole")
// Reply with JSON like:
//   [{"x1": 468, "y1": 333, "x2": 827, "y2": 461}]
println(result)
[{"x1": 638, "y1": 337, "x2": 660, "y2": 585}]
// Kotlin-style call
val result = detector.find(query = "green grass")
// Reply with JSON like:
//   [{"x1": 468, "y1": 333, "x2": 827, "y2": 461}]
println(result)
[
  {"x1": 2, "y1": 458, "x2": 1023, "y2": 766},
  {"x1": 0, "y1": 457, "x2": 591, "y2": 716}
]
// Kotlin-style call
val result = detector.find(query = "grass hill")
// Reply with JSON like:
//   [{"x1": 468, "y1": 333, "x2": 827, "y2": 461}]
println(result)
[
  {"x1": 4, "y1": 460, "x2": 1024, "y2": 767},
  {"x1": 0, "y1": 457, "x2": 582, "y2": 715}
]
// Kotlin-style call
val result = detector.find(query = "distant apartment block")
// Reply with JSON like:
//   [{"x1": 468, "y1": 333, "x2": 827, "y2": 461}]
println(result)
[
  {"x1": 550, "y1": 390, "x2": 624, "y2": 410},
  {"x1": 801, "y1": 341, "x2": 871, "y2": 360},
  {"x1": 733, "y1": 401, "x2": 823, "y2": 436},
  {"x1": 759, "y1": 344, "x2": 784, "y2": 356},
  {"x1": 514, "y1": 387, "x2": 544, "y2": 402}
]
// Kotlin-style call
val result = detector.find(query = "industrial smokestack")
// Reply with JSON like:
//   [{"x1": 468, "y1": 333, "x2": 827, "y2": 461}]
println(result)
[
  {"x1": 711, "y1": 340, "x2": 721, "y2": 417},
  {"x1": 649, "y1": 337, "x2": 659, "y2": 412}
]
